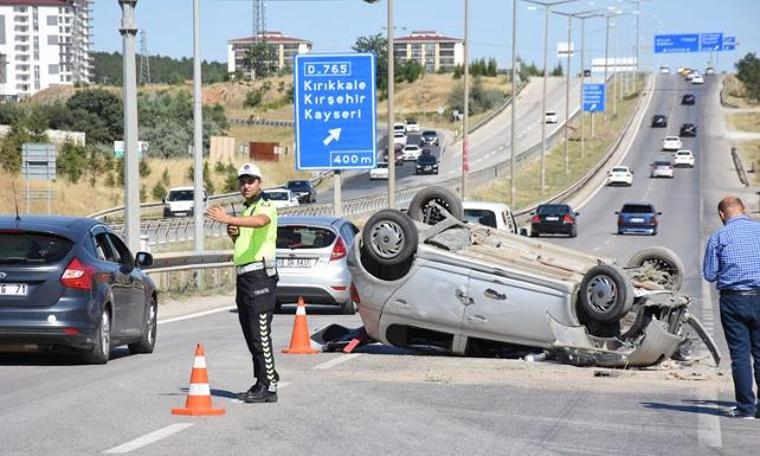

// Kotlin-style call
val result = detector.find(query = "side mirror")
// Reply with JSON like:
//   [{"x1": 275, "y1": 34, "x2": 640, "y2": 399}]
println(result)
[
  {"x1": 657, "y1": 212, "x2": 663, "y2": 216},
  {"x1": 614, "y1": 211, "x2": 620, "y2": 215},
  {"x1": 161, "y1": 197, "x2": 166, "y2": 204},
  {"x1": 519, "y1": 228, "x2": 528, "y2": 237},
  {"x1": 530, "y1": 211, "x2": 536, "y2": 216},
  {"x1": 574, "y1": 212, "x2": 580, "y2": 216},
  {"x1": 631, "y1": 171, "x2": 634, "y2": 174},
  {"x1": 135, "y1": 252, "x2": 153, "y2": 268}
]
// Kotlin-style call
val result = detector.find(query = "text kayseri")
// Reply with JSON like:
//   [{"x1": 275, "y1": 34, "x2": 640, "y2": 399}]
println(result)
[{"x1": 304, "y1": 108, "x2": 363, "y2": 122}]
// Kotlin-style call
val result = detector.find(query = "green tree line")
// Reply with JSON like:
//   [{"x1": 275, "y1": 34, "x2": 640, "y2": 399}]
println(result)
[
  {"x1": 736, "y1": 52, "x2": 760, "y2": 101},
  {"x1": 93, "y1": 51, "x2": 230, "y2": 85}
]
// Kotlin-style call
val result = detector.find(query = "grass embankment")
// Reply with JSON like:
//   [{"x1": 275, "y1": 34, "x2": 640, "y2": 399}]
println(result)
[
  {"x1": 722, "y1": 74, "x2": 759, "y2": 109},
  {"x1": 737, "y1": 140, "x2": 760, "y2": 185},
  {"x1": 727, "y1": 112, "x2": 760, "y2": 133},
  {"x1": 470, "y1": 76, "x2": 645, "y2": 209}
]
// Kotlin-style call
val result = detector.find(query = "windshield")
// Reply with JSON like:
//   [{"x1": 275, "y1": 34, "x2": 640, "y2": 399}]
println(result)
[
  {"x1": 267, "y1": 192, "x2": 289, "y2": 201},
  {"x1": 463, "y1": 209, "x2": 497, "y2": 228},
  {"x1": 287, "y1": 181, "x2": 309, "y2": 192},
  {"x1": 654, "y1": 162, "x2": 671, "y2": 166},
  {"x1": 422, "y1": 130, "x2": 436, "y2": 137},
  {"x1": 167, "y1": 190, "x2": 194, "y2": 201},
  {"x1": 376, "y1": 163, "x2": 389, "y2": 169},
  {"x1": 276, "y1": 226, "x2": 336, "y2": 249},
  {"x1": 417, "y1": 155, "x2": 436, "y2": 165},
  {"x1": 611, "y1": 167, "x2": 628, "y2": 173},
  {"x1": 0, "y1": 232, "x2": 73, "y2": 264},
  {"x1": 621, "y1": 204, "x2": 654, "y2": 214},
  {"x1": 537, "y1": 204, "x2": 569, "y2": 215}
]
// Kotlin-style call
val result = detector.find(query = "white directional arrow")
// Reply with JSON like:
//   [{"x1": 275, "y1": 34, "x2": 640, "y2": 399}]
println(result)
[{"x1": 323, "y1": 128, "x2": 342, "y2": 146}]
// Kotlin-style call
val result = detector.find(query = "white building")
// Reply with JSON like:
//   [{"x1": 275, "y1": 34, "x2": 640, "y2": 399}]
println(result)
[
  {"x1": 0, "y1": 0, "x2": 93, "y2": 100},
  {"x1": 394, "y1": 31, "x2": 464, "y2": 72},
  {"x1": 227, "y1": 31, "x2": 311, "y2": 75}
]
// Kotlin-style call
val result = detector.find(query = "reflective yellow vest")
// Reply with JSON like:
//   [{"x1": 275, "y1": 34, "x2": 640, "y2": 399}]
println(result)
[{"x1": 233, "y1": 197, "x2": 277, "y2": 266}]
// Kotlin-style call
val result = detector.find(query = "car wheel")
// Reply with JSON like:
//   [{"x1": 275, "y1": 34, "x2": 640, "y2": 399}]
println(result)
[
  {"x1": 579, "y1": 264, "x2": 634, "y2": 323},
  {"x1": 340, "y1": 299, "x2": 356, "y2": 315},
  {"x1": 361, "y1": 209, "x2": 418, "y2": 268},
  {"x1": 626, "y1": 246, "x2": 684, "y2": 292},
  {"x1": 129, "y1": 296, "x2": 158, "y2": 354},
  {"x1": 407, "y1": 186, "x2": 464, "y2": 226},
  {"x1": 82, "y1": 309, "x2": 111, "y2": 364},
  {"x1": 569, "y1": 228, "x2": 577, "y2": 238}
]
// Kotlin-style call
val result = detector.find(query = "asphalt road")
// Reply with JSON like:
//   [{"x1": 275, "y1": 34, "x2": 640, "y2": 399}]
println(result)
[{"x1": 2, "y1": 75, "x2": 757, "y2": 455}]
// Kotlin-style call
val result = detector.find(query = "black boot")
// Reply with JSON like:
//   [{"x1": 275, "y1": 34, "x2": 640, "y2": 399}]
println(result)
[
  {"x1": 237, "y1": 384, "x2": 258, "y2": 400},
  {"x1": 242, "y1": 383, "x2": 278, "y2": 403}
]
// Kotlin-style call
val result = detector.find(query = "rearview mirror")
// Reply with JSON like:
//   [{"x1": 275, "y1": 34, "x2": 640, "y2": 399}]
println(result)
[
  {"x1": 657, "y1": 212, "x2": 662, "y2": 216},
  {"x1": 614, "y1": 211, "x2": 620, "y2": 215},
  {"x1": 574, "y1": 212, "x2": 580, "y2": 216},
  {"x1": 135, "y1": 252, "x2": 153, "y2": 268},
  {"x1": 519, "y1": 228, "x2": 528, "y2": 236},
  {"x1": 161, "y1": 197, "x2": 166, "y2": 204}
]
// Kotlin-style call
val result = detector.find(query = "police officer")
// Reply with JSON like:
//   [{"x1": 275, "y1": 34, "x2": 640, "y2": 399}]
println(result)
[{"x1": 206, "y1": 163, "x2": 279, "y2": 403}]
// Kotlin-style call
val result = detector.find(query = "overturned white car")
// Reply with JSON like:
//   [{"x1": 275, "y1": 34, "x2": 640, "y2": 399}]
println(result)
[{"x1": 346, "y1": 187, "x2": 719, "y2": 368}]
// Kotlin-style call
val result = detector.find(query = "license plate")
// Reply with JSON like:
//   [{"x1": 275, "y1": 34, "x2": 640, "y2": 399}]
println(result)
[
  {"x1": 424, "y1": 166, "x2": 431, "y2": 170},
  {"x1": 276, "y1": 258, "x2": 316, "y2": 268},
  {"x1": 545, "y1": 216, "x2": 559, "y2": 221},
  {"x1": 0, "y1": 283, "x2": 28, "y2": 296},
  {"x1": 175, "y1": 212, "x2": 187, "y2": 217},
  {"x1": 630, "y1": 217, "x2": 645, "y2": 223}
]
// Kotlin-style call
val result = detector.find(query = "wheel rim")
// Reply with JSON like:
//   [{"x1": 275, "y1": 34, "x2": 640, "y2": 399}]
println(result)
[
  {"x1": 421, "y1": 198, "x2": 454, "y2": 225},
  {"x1": 369, "y1": 220, "x2": 405, "y2": 259},
  {"x1": 585, "y1": 275, "x2": 618, "y2": 314},
  {"x1": 147, "y1": 303, "x2": 157, "y2": 345},
  {"x1": 101, "y1": 312, "x2": 111, "y2": 357}
]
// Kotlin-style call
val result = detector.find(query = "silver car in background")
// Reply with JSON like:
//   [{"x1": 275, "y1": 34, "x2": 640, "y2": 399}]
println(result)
[{"x1": 275, "y1": 216, "x2": 359, "y2": 314}]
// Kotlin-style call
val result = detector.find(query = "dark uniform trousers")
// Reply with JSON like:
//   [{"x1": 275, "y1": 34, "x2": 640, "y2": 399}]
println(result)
[{"x1": 236, "y1": 269, "x2": 279, "y2": 389}]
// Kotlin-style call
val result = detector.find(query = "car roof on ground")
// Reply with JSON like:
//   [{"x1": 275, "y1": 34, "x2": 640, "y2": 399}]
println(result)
[{"x1": 463, "y1": 201, "x2": 511, "y2": 212}]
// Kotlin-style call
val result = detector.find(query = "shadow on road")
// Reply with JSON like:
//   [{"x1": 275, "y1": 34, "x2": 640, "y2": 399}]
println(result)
[
  {"x1": 640, "y1": 400, "x2": 731, "y2": 417},
  {"x1": 0, "y1": 347, "x2": 131, "y2": 366}
]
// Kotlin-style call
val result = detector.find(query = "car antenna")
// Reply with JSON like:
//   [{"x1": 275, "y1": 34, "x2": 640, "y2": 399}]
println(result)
[{"x1": 12, "y1": 181, "x2": 21, "y2": 222}]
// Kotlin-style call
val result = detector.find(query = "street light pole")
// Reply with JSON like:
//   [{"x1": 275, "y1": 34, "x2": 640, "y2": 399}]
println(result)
[
  {"x1": 540, "y1": 4, "x2": 549, "y2": 192},
  {"x1": 579, "y1": 16, "x2": 585, "y2": 158},
  {"x1": 119, "y1": 0, "x2": 140, "y2": 254},
  {"x1": 462, "y1": 0, "x2": 469, "y2": 199},
  {"x1": 386, "y1": 0, "x2": 395, "y2": 208},
  {"x1": 510, "y1": 0, "x2": 518, "y2": 206},
  {"x1": 604, "y1": 14, "x2": 610, "y2": 122},
  {"x1": 563, "y1": 14, "x2": 571, "y2": 175},
  {"x1": 192, "y1": 0, "x2": 204, "y2": 257}
]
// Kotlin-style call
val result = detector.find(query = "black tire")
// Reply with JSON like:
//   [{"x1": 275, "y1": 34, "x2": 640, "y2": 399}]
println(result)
[
  {"x1": 82, "y1": 309, "x2": 111, "y2": 364},
  {"x1": 530, "y1": 230, "x2": 539, "y2": 238},
  {"x1": 361, "y1": 209, "x2": 418, "y2": 268},
  {"x1": 129, "y1": 296, "x2": 157, "y2": 355},
  {"x1": 569, "y1": 228, "x2": 577, "y2": 238},
  {"x1": 340, "y1": 299, "x2": 356, "y2": 315},
  {"x1": 407, "y1": 186, "x2": 464, "y2": 226},
  {"x1": 626, "y1": 246, "x2": 684, "y2": 292},
  {"x1": 579, "y1": 264, "x2": 634, "y2": 323}
]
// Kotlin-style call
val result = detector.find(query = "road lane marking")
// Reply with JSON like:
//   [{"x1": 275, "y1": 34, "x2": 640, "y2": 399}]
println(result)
[
  {"x1": 314, "y1": 353, "x2": 361, "y2": 370},
  {"x1": 159, "y1": 306, "x2": 236, "y2": 325},
  {"x1": 103, "y1": 423, "x2": 195, "y2": 454}
]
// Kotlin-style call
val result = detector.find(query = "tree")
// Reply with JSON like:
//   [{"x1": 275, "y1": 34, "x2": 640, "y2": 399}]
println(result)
[
  {"x1": 244, "y1": 89, "x2": 263, "y2": 108},
  {"x1": 152, "y1": 181, "x2": 168, "y2": 201},
  {"x1": 65, "y1": 89, "x2": 123, "y2": 144},
  {"x1": 0, "y1": 122, "x2": 29, "y2": 174},
  {"x1": 736, "y1": 52, "x2": 760, "y2": 101},
  {"x1": 352, "y1": 33, "x2": 388, "y2": 93},
  {"x1": 161, "y1": 167, "x2": 171, "y2": 187},
  {"x1": 551, "y1": 62, "x2": 563, "y2": 77},
  {"x1": 487, "y1": 58, "x2": 498, "y2": 77},
  {"x1": 242, "y1": 43, "x2": 279, "y2": 79},
  {"x1": 57, "y1": 140, "x2": 88, "y2": 183}
]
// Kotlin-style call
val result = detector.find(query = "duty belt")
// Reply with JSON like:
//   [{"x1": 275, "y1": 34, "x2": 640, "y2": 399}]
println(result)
[
  {"x1": 236, "y1": 262, "x2": 265, "y2": 275},
  {"x1": 720, "y1": 289, "x2": 760, "y2": 297}
]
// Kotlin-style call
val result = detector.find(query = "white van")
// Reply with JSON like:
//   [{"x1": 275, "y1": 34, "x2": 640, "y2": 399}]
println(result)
[
  {"x1": 462, "y1": 201, "x2": 518, "y2": 234},
  {"x1": 163, "y1": 186, "x2": 208, "y2": 218}
]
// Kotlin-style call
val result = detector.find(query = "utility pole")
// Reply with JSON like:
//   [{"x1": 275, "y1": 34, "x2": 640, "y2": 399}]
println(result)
[
  {"x1": 462, "y1": 0, "x2": 469, "y2": 199},
  {"x1": 604, "y1": 14, "x2": 610, "y2": 122},
  {"x1": 579, "y1": 16, "x2": 585, "y2": 158},
  {"x1": 139, "y1": 30, "x2": 150, "y2": 85},
  {"x1": 193, "y1": 0, "x2": 204, "y2": 258},
  {"x1": 386, "y1": 0, "x2": 395, "y2": 208},
  {"x1": 119, "y1": 0, "x2": 140, "y2": 254},
  {"x1": 563, "y1": 14, "x2": 571, "y2": 175},
  {"x1": 510, "y1": 0, "x2": 518, "y2": 206},
  {"x1": 540, "y1": 4, "x2": 549, "y2": 192}
]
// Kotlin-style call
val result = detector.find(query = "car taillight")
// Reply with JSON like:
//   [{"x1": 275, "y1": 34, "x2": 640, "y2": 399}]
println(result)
[
  {"x1": 330, "y1": 237, "x2": 347, "y2": 262},
  {"x1": 652, "y1": 217, "x2": 658, "y2": 226},
  {"x1": 60, "y1": 258, "x2": 94, "y2": 290},
  {"x1": 531, "y1": 215, "x2": 541, "y2": 223},
  {"x1": 562, "y1": 214, "x2": 574, "y2": 224},
  {"x1": 350, "y1": 283, "x2": 361, "y2": 304},
  {"x1": 618, "y1": 216, "x2": 624, "y2": 225}
]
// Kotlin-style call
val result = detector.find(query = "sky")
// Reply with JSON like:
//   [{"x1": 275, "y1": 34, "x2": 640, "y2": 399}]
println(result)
[{"x1": 93, "y1": 0, "x2": 759, "y2": 74}]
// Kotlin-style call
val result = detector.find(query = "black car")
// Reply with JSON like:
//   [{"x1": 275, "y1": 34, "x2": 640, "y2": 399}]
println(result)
[
  {"x1": 414, "y1": 150, "x2": 439, "y2": 175},
  {"x1": 286, "y1": 180, "x2": 317, "y2": 204},
  {"x1": 617, "y1": 203, "x2": 661, "y2": 235},
  {"x1": 0, "y1": 216, "x2": 157, "y2": 364},
  {"x1": 530, "y1": 204, "x2": 578, "y2": 238},
  {"x1": 421, "y1": 130, "x2": 440, "y2": 146},
  {"x1": 651, "y1": 114, "x2": 667, "y2": 128},
  {"x1": 680, "y1": 123, "x2": 697, "y2": 137},
  {"x1": 382, "y1": 145, "x2": 403, "y2": 166},
  {"x1": 681, "y1": 94, "x2": 695, "y2": 105}
]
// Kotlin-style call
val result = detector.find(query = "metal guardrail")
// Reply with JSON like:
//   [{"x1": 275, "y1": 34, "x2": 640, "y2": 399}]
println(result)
[
  {"x1": 731, "y1": 145, "x2": 750, "y2": 187},
  {"x1": 228, "y1": 117, "x2": 294, "y2": 128}
]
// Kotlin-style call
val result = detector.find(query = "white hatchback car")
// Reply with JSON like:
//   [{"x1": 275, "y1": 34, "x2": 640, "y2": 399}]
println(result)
[
  {"x1": 369, "y1": 162, "x2": 389, "y2": 180},
  {"x1": 393, "y1": 131, "x2": 407, "y2": 147},
  {"x1": 662, "y1": 136, "x2": 683, "y2": 151},
  {"x1": 650, "y1": 161, "x2": 675, "y2": 178},
  {"x1": 544, "y1": 111, "x2": 558, "y2": 123},
  {"x1": 265, "y1": 189, "x2": 299, "y2": 208},
  {"x1": 402, "y1": 144, "x2": 422, "y2": 161},
  {"x1": 607, "y1": 166, "x2": 634, "y2": 186},
  {"x1": 672, "y1": 150, "x2": 695, "y2": 168},
  {"x1": 404, "y1": 119, "x2": 421, "y2": 133},
  {"x1": 691, "y1": 75, "x2": 705, "y2": 84}
]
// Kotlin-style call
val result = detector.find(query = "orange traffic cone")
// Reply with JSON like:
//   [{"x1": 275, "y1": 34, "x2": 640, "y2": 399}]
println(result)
[
  {"x1": 282, "y1": 297, "x2": 320, "y2": 355},
  {"x1": 172, "y1": 344, "x2": 225, "y2": 416}
]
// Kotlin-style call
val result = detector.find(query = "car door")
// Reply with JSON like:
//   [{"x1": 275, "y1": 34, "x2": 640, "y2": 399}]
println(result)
[
  {"x1": 91, "y1": 231, "x2": 129, "y2": 338},
  {"x1": 463, "y1": 269, "x2": 571, "y2": 348},
  {"x1": 105, "y1": 233, "x2": 145, "y2": 337}
]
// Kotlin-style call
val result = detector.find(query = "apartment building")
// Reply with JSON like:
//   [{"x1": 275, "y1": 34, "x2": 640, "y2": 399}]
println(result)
[
  {"x1": 394, "y1": 31, "x2": 464, "y2": 72},
  {"x1": 0, "y1": 0, "x2": 93, "y2": 100},
  {"x1": 227, "y1": 31, "x2": 312, "y2": 75}
]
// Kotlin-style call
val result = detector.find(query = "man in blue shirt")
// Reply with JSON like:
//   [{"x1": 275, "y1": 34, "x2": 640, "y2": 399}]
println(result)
[{"x1": 703, "y1": 196, "x2": 760, "y2": 419}]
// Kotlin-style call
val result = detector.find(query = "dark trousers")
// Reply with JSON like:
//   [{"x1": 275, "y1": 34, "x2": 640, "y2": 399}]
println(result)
[
  {"x1": 719, "y1": 294, "x2": 760, "y2": 415},
  {"x1": 236, "y1": 270, "x2": 279, "y2": 388}
]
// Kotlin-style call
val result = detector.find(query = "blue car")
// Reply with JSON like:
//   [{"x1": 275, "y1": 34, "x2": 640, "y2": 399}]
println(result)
[
  {"x1": 616, "y1": 203, "x2": 661, "y2": 235},
  {"x1": 0, "y1": 216, "x2": 157, "y2": 363}
]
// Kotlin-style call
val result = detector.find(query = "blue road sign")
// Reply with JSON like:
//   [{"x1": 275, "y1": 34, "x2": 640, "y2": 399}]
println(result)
[
  {"x1": 700, "y1": 32, "x2": 724, "y2": 52},
  {"x1": 583, "y1": 84, "x2": 606, "y2": 113},
  {"x1": 294, "y1": 53, "x2": 377, "y2": 170},
  {"x1": 723, "y1": 36, "x2": 736, "y2": 51},
  {"x1": 654, "y1": 34, "x2": 699, "y2": 53}
]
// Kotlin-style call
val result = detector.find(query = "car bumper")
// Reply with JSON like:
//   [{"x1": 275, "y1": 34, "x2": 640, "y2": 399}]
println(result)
[
  {"x1": 0, "y1": 301, "x2": 98, "y2": 350},
  {"x1": 651, "y1": 172, "x2": 674, "y2": 178},
  {"x1": 607, "y1": 178, "x2": 632, "y2": 186},
  {"x1": 275, "y1": 264, "x2": 351, "y2": 305},
  {"x1": 618, "y1": 224, "x2": 656, "y2": 235},
  {"x1": 532, "y1": 223, "x2": 575, "y2": 235},
  {"x1": 415, "y1": 168, "x2": 438, "y2": 175}
]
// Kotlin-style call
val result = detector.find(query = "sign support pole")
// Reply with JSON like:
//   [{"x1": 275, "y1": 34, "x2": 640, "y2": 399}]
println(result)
[{"x1": 334, "y1": 170, "x2": 342, "y2": 217}]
